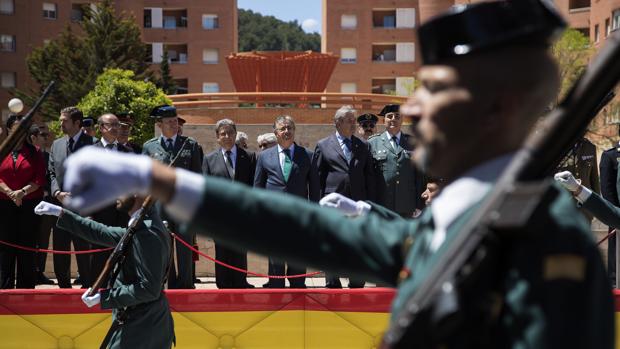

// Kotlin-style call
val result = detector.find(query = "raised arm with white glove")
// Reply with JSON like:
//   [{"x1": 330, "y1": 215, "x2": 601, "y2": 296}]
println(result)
[
  {"x1": 554, "y1": 171, "x2": 582, "y2": 193},
  {"x1": 319, "y1": 192, "x2": 371, "y2": 217},
  {"x1": 34, "y1": 201, "x2": 63, "y2": 216},
  {"x1": 62, "y1": 148, "x2": 153, "y2": 214},
  {"x1": 554, "y1": 170, "x2": 593, "y2": 203},
  {"x1": 62, "y1": 147, "x2": 205, "y2": 224}
]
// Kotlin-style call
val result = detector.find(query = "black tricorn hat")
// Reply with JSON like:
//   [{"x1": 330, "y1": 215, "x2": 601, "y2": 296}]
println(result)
[
  {"x1": 150, "y1": 105, "x2": 177, "y2": 119},
  {"x1": 418, "y1": 0, "x2": 566, "y2": 65},
  {"x1": 117, "y1": 112, "x2": 133, "y2": 125},
  {"x1": 82, "y1": 117, "x2": 94, "y2": 127},
  {"x1": 378, "y1": 104, "x2": 400, "y2": 116},
  {"x1": 357, "y1": 113, "x2": 378, "y2": 124}
]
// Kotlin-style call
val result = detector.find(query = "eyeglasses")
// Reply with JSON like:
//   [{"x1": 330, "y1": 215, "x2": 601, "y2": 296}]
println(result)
[
  {"x1": 361, "y1": 122, "x2": 376, "y2": 129},
  {"x1": 275, "y1": 125, "x2": 295, "y2": 132},
  {"x1": 38, "y1": 132, "x2": 50, "y2": 137}
]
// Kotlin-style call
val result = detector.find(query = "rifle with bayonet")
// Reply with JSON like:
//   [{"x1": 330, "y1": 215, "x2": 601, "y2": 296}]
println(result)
[
  {"x1": 381, "y1": 29, "x2": 620, "y2": 349},
  {"x1": 0, "y1": 81, "x2": 55, "y2": 160},
  {"x1": 87, "y1": 137, "x2": 190, "y2": 296}
]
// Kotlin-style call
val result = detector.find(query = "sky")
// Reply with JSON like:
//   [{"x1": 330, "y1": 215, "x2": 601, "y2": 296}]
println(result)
[{"x1": 237, "y1": 0, "x2": 322, "y2": 34}]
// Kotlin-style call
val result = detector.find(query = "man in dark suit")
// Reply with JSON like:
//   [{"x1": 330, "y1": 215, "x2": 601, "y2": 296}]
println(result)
[
  {"x1": 143, "y1": 105, "x2": 203, "y2": 289},
  {"x1": 313, "y1": 105, "x2": 376, "y2": 288},
  {"x1": 255, "y1": 115, "x2": 319, "y2": 288},
  {"x1": 203, "y1": 119, "x2": 256, "y2": 289},
  {"x1": 600, "y1": 140, "x2": 620, "y2": 287},
  {"x1": 88, "y1": 113, "x2": 132, "y2": 288},
  {"x1": 48, "y1": 106, "x2": 95, "y2": 288}
]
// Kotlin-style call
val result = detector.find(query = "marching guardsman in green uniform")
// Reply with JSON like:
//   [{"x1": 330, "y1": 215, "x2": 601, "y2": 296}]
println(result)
[
  {"x1": 62, "y1": 1, "x2": 614, "y2": 348},
  {"x1": 33, "y1": 197, "x2": 175, "y2": 349},
  {"x1": 142, "y1": 105, "x2": 202, "y2": 289},
  {"x1": 369, "y1": 104, "x2": 426, "y2": 217}
]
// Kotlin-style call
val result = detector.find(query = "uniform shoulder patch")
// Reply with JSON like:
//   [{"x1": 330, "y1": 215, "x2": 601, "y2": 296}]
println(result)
[{"x1": 543, "y1": 254, "x2": 585, "y2": 282}]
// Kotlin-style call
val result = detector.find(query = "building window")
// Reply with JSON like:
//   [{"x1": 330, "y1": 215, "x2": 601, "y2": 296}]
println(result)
[
  {"x1": 341, "y1": 14, "x2": 357, "y2": 29},
  {"x1": 0, "y1": 34, "x2": 15, "y2": 52},
  {"x1": 174, "y1": 79, "x2": 188, "y2": 94},
  {"x1": 165, "y1": 44, "x2": 188, "y2": 64},
  {"x1": 202, "y1": 82, "x2": 219, "y2": 93},
  {"x1": 373, "y1": 10, "x2": 396, "y2": 28},
  {"x1": 372, "y1": 78, "x2": 395, "y2": 94},
  {"x1": 396, "y1": 8, "x2": 415, "y2": 28},
  {"x1": 569, "y1": 0, "x2": 590, "y2": 11},
  {"x1": 42, "y1": 3, "x2": 57, "y2": 20},
  {"x1": 145, "y1": 8, "x2": 163, "y2": 28},
  {"x1": 340, "y1": 83, "x2": 357, "y2": 93},
  {"x1": 594, "y1": 24, "x2": 600, "y2": 43},
  {"x1": 202, "y1": 14, "x2": 219, "y2": 29},
  {"x1": 1, "y1": 72, "x2": 16, "y2": 88},
  {"x1": 203, "y1": 48, "x2": 219, "y2": 64},
  {"x1": 606, "y1": 18, "x2": 611, "y2": 37},
  {"x1": 613, "y1": 10, "x2": 620, "y2": 31},
  {"x1": 0, "y1": 0, "x2": 14, "y2": 15},
  {"x1": 340, "y1": 48, "x2": 356, "y2": 63},
  {"x1": 396, "y1": 43, "x2": 415, "y2": 62},
  {"x1": 372, "y1": 44, "x2": 396, "y2": 61},
  {"x1": 396, "y1": 77, "x2": 415, "y2": 96},
  {"x1": 71, "y1": 3, "x2": 88, "y2": 21}
]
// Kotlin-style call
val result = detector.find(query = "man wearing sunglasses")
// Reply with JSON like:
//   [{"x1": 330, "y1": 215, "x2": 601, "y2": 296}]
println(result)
[
  {"x1": 356, "y1": 113, "x2": 378, "y2": 141},
  {"x1": 369, "y1": 104, "x2": 426, "y2": 217}
]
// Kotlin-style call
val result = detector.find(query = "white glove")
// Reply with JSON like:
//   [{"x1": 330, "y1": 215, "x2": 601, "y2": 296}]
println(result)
[
  {"x1": 554, "y1": 171, "x2": 581, "y2": 193},
  {"x1": 34, "y1": 201, "x2": 63, "y2": 216},
  {"x1": 319, "y1": 192, "x2": 371, "y2": 216},
  {"x1": 63, "y1": 148, "x2": 153, "y2": 215},
  {"x1": 81, "y1": 288, "x2": 101, "y2": 308}
]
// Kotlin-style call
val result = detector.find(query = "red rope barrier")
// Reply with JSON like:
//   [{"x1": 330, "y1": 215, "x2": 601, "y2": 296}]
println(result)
[
  {"x1": 598, "y1": 229, "x2": 616, "y2": 246},
  {"x1": 171, "y1": 233, "x2": 323, "y2": 279},
  {"x1": 0, "y1": 240, "x2": 113, "y2": 254}
]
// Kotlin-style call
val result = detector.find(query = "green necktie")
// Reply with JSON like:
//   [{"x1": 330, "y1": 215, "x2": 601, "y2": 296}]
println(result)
[{"x1": 282, "y1": 148, "x2": 292, "y2": 182}]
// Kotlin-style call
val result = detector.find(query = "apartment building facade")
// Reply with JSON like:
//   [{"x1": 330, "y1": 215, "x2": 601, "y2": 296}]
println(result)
[
  {"x1": 321, "y1": 0, "x2": 420, "y2": 96},
  {"x1": 0, "y1": 0, "x2": 237, "y2": 120}
]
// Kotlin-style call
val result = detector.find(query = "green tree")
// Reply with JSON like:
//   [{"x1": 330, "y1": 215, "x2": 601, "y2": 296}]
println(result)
[
  {"x1": 238, "y1": 9, "x2": 320, "y2": 52},
  {"x1": 551, "y1": 28, "x2": 593, "y2": 104},
  {"x1": 78, "y1": 69, "x2": 171, "y2": 145},
  {"x1": 157, "y1": 50, "x2": 177, "y2": 95},
  {"x1": 14, "y1": 0, "x2": 150, "y2": 121}
]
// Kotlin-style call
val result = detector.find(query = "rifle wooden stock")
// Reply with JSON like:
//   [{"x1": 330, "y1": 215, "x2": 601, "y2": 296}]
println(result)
[
  {"x1": 0, "y1": 81, "x2": 55, "y2": 160},
  {"x1": 383, "y1": 31, "x2": 620, "y2": 349},
  {"x1": 88, "y1": 196, "x2": 156, "y2": 296}
]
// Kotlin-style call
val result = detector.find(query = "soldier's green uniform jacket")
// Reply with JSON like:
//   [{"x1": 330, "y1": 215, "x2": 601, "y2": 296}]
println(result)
[
  {"x1": 369, "y1": 132, "x2": 426, "y2": 216},
  {"x1": 57, "y1": 210, "x2": 175, "y2": 349},
  {"x1": 142, "y1": 135, "x2": 202, "y2": 173},
  {"x1": 583, "y1": 190, "x2": 620, "y2": 230},
  {"x1": 184, "y1": 175, "x2": 613, "y2": 348}
]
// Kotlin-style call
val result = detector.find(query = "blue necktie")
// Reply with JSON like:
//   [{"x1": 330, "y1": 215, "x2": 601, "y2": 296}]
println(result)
[{"x1": 343, "y1": 138, "x2": 352, "y2": 161}]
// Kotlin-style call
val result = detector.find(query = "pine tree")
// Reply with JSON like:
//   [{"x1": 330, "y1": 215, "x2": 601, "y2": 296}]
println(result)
[
  {"x1": 158, "y1": 50, "x2": 177, "y2": 95},
  {"x1": 14, "y1": 0, "x2": 150, "y2": 120}
]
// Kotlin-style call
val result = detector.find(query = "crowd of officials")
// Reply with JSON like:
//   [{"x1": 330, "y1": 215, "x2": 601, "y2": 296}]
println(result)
[{"x1": 0, "y1": 102, "x2": 434, "y2": 289}]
